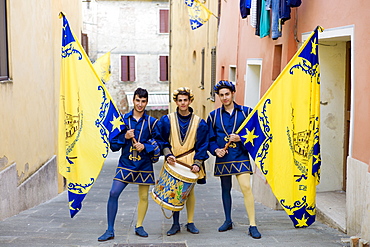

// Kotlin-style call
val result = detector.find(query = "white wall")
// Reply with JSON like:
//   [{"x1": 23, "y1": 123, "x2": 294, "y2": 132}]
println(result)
[
  {"x1": 82, "y1": 0, "x2": 169, "y2": 107},
  {"x1": 317, "y1": 41, "x2": 346, "y2": 192}
]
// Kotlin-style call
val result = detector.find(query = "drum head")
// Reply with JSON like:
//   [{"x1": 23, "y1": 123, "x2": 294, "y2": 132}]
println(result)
[{"x1": 167, "y1": 162, "x2": 199, "y2": 179}]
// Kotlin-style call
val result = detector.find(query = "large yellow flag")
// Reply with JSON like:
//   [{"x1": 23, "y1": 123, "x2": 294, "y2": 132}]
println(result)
[
  {"x1": 236, "y1": 27, "x2": 323, "y2": 227},
  {"x1": 185, "y1": 0, "x2": 212, "y2": 30},
  {"x1": 59, "y1": 13, "x2": 125, "y2": 218},
  {"x1": 93, "y1": 51, "x2": 111, "y2": 84}
]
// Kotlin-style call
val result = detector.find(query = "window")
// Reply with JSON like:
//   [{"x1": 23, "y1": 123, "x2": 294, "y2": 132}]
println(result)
[
  {"x1": 210, "y1": 47, "x2": 217, "y2": 101},
  {"x1": 272, "y1": 44, "x2": 282, "y2": 80},
  {"x1": 81, "y1": 32, "x2": 89, "y2": 56},
  {"x1": 0, "y1": 0, "x2": 9, "y2": 81},
  {"x1": 159, "y1": 9, "x2": 169, "y2": 33},
  {"x1": 159, "y1": 55, "x2": 168, "y2": 81},
  {"x1": 229, "y1": 65, "x2": 236, "y2": 84},
  {"x1": 121, "y1": 55, "x2": 136, "y2": 82},
  {"x1": 200, "y1": 48, "x2": 205, "y2": 89}
]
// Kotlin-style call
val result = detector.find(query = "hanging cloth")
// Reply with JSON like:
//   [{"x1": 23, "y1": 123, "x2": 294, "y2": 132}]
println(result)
[
  {"x1": 259, "y1": 0, "x2": 270, "y2": 38},
  {"x1": 271, "y1": 0, "x2": 281, "y2": 39},
  {"x1": 250, "y1": 0, "x2": 257, "y2": 28}
]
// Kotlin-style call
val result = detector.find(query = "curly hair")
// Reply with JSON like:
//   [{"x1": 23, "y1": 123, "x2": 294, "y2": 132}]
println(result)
[{"x1": 172, "y1": 87, "x2": 194, "y2": 102}]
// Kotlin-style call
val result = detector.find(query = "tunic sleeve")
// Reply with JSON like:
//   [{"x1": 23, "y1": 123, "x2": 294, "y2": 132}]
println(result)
[
  {"x1": 207, "y1": 112, "x2": 219, "y2": 156},
  {"x1": 194, "y1": 119, "x2": 209, "y2": 161}
]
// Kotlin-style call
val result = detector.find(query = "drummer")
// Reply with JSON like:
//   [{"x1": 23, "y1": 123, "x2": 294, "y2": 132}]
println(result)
[
  {"x1": 156, "y1": 87, "x2": 209, "y2": 236},
  {"x1": 98, "y1": 88, "x2": 160, "y2": 241}
]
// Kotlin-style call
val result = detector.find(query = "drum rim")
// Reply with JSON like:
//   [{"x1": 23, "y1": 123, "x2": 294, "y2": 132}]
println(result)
[{"x1": 164, "y1": 163, "x2": 199, "y2": 182}]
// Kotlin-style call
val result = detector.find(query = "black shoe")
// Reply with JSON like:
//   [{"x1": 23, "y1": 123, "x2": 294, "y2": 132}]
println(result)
[
  {"x1": 185, "y1": 223, "x2": 199, "y2": 234},
  {"x1": 98, "y1": 230, "x2": 114, "y2": 242},
  {"x1": 167, "y1": 224, "x2": 181, "y2": 236},
  {"x1": 135, "y1": 226, "x2": 148, "y2": 237},
  {"x1": 218, "y1": 221, "x2": 233, "y2": 232},
  {"x1": 248, "y1": 226, "x2": 261, "y2": 239}
]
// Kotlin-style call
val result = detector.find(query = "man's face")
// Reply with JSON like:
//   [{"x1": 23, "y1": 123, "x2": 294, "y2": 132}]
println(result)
[
  {"x1": 175, "y1": 94, "x2": 191, "y2": 111},
  {"x1": 133, "y1": 95, "x2": 148, "y2": 113},
  {"x1": 218, "y1": 88, "x2": 234, "y2": 107}
]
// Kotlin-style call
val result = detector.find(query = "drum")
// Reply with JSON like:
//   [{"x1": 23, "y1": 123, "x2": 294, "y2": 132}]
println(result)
[{"x1": 151, "y1": 162, "x2": 199, "y2": 211}]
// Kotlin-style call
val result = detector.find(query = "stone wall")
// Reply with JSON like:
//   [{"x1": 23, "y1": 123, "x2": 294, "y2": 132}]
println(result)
[{"x1": 0, "y1": 156, "x2": 58, "y2": 221}]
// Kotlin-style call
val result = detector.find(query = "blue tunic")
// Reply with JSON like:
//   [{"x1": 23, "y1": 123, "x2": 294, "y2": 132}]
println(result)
[
  {"x1": 110, "y1": 110, "x2": 159, "y2": 184},
  {"x1": 207, "y1": 103, "x2": 253, "y2": 176}
]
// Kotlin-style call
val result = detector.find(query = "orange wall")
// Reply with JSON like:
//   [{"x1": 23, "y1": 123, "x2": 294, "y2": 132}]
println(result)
[
  {"x1": 297, "y1": 0, "x2": 370, "y2": 166},
  {"x1": 217, "y1": 0, "x2": 370, "y2": 166}
]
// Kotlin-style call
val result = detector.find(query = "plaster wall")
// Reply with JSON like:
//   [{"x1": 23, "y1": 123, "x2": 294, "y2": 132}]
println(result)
[
  {"x1": 169, "y1": 0, "x2": 218, "y2": 118},
  {"x1": 346, "y1": 157, "x2": 370, "y2": 240},
  {"x1": 0, "y1": 0, "x2": 81, "y2": 218},
  {"x1": 82, "y1": 0, "x2": 169, "y2": 110},
  {"x1": 317, "y1": 41, "x2": 346, "y2": 192},
  {"x1": 297, "y1": 0, "x2": 370, "y2": 169}
]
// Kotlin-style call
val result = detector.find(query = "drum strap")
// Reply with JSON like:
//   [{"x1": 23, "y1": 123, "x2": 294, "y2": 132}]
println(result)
[{"x1": 175, "y1": 148, "x2": 195, "y2": 159}]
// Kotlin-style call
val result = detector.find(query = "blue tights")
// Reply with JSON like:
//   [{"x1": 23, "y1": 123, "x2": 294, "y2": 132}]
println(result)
[
  {"x1": 107, "y1": 180, "x2": 128, "y2": 232},
  {"x1": 220, "y1": 176, "x2": 232, "y2": 223}
]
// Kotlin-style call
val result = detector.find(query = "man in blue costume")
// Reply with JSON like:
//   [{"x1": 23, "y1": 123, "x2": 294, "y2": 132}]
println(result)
[
  {"x1": 207, "y1": 80, "x2": 261, "y2": 239},
  {"x1": 98, "y1": 88, "x2": 160, "y2": 241},
  {"x1": 156, "y1": 87, "x2": 208, "y2": 236}
]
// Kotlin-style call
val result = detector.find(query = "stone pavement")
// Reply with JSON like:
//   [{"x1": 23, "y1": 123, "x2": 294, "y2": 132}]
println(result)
[{"x1": 0, "y1": 152, "x2": 349, "y2": 247}]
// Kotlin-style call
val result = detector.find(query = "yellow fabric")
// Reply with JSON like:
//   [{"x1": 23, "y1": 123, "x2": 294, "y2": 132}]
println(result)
[
  {"x1": 93, "y1": 51, "x2": 111, "y2": 83},
  {"x1": 136, "y1": 185, "x2": 149, "y2": 227},
  {"x1": 236, "y1": 173, "x2": 256, "y2": 226},
  {"x1": 185, "y1": 188, "x2": 195, "y2": 223},
  {"x1": 168, "y1": 112, "x2": 199, "y2": 165},
  {"x1": 185, "y1": 0, "x2": 213, "y2": 30},
  {"x1": 168, "y1": 112, "x2": 205, "y2": 179},
  {"x1": 58, "y1": 14, "x2": 125, "y2": 217},
  {"x1": 236, "y1": 27, "x2": 323, "y2": 227}
]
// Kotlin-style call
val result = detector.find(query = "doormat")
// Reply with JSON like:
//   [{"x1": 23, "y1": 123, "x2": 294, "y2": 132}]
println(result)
[{"x1": 113, "y1": 244, "x2": 187, "y2": 247}]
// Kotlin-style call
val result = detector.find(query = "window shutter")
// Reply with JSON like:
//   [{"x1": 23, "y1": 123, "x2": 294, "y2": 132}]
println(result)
[
  {"x1": 159, "y1": 9, "x2": 169, "y2": 33},
  {"x1": 159, "y1": 56, "x2": 168, "y2": 81},
  {"x1": 0, "y1": 0, "x2": 9, "y2": 81},
  {"x1": 129, "y1": 56, "x2": 135, "y2": 81},
  {"x1": 121, "y1": 56, "x2": 128, "y2": 81}
]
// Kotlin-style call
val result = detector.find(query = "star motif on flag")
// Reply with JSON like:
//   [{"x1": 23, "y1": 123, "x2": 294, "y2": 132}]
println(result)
[
  {"x1": 185, "y1": 0, "x2": 193, "y2": 7},
  {"x1": 313, "y1": 154, "x2": 321, "y2": 165},
  {"x1": 311, "y1": 39, "x2": 318, "y2": 55},
  {"x1": 242, "y1": 127, "x2": 259, "y2": 146},
  {"x1": 295, "y1": 214, "x2": 309, "y2": 227},
  {"x1": 110, "y1": 115, "x2": 124, "y2": 132},
  {"x1": 191, "y1": 21, "x2": 200, "y2": 30}
]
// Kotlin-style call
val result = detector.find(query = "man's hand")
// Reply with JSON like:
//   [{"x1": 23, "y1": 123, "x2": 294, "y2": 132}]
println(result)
[
  {"x1": 133, "y1": 142, "x2": 145, "y2": 152},
  {"x1": 215, "y1": 148, "x2": 227, "y2": 158},
  {"x1": 191, "y1": 165, "x2": 200, "y2": 173},
  {"x1": 229, "y1": 133, "x2": 241, "y2": 142},
  {"x1": 125, "y1": 129, "x2": 135, "y2": 139},
  {"x1": 167, "y1": 155, "x2": 176, "y2": 165}
]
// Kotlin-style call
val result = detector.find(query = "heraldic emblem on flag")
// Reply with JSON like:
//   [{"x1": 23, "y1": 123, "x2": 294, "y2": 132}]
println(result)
[
  {"x1": 58, "y1": 13, "x2": 125, "y2": 218},
  {"x1": 236, "y1": 26, "x2": 323, "y2": 228},
  {"x1": 185, "y1": 0, "x2": 212, "y2": 30}
]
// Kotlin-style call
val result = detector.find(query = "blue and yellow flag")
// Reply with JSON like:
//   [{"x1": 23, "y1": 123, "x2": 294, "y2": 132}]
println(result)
[
  {"x1": 236, "y1": 26, "x2": 323, "y2": 228},
  {"x1": 58, "y1": 13, "x2": 125, "y2": 218},
  {"x1": 185, "y1": 0, "x2": 212, "y2": 30},
  {"x1": 93, "y1": 51, "x2": 111, "y2": 84}
]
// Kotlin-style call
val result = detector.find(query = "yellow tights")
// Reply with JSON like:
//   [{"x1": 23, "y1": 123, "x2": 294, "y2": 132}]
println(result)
[
  {"x1": 185, "y1": 188, "x2": 196, "y2": 223},
  {"x1": 136, "y1": 185, "x2": 149, "y2": 227},
  {"x1": 236, "y1": 173, "x2": 256, "y2": 226}
]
